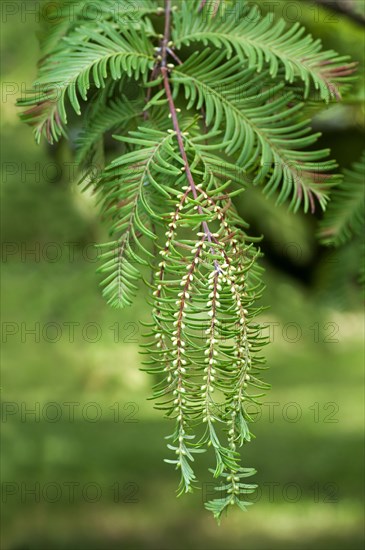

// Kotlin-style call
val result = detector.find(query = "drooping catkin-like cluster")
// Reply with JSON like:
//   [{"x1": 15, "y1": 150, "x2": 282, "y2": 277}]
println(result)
[{"x1": 142, "y1": 182, "x2": 268, "y2": 517}]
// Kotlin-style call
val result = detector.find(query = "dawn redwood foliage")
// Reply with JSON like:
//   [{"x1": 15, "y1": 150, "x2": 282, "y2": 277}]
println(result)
[{"x1": 19, "y1": 0, "x2": 357, "y2": 520}]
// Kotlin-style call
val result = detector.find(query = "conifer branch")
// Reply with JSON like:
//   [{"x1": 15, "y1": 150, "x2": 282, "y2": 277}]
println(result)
[
  {"x1": 159, "y1": 1, "x2": 219, "y2": 256},
  {"x1": 18, "y1": 0, "x2": 354, "y2": 521}
]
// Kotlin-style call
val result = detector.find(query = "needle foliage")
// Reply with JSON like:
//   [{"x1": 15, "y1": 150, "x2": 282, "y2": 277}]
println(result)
[{"x1": 19, "y1": 0, "x2": 356, "y2": 520}]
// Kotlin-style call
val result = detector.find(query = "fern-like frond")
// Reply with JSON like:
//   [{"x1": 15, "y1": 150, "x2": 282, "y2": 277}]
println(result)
[
  {"x1": 97, "y1": 126, "x2": 182, "y2": 308},
  {"x1": 173, "y1": 1, "x2": 355, "y2": 102},
  {"x1": 319, "y1": 152, "x2": 365, "y2": 245},
  {"x1": 18, "y1": 23, "x2": 155, "y2": 143},
  {"x1": 205, "y1": 468, "x2": 257, "y2": 521},
  {"x1": 39, "y1": 0, "x2": 158, "y2": 56},
  {"x1": 75, "y1": 86, "x2": 144, "y2": 166},
  {"x1": 172, "y1": 50, "x2": 339, "y2": 212}
]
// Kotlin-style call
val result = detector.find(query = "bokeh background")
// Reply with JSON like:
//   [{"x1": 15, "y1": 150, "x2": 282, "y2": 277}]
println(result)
[{"x1": 1, "y1": 1, "x2": 364, "y2": 549}]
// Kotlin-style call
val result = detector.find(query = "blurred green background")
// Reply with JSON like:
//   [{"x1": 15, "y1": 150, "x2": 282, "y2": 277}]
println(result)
[{"x1": 1, "y1": 1, "x2": 364, "y2": 549}]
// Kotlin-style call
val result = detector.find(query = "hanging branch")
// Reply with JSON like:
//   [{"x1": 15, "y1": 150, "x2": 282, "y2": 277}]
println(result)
[{"x1": 18, "y1": 0, "x2": 355, "y2": 520}]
